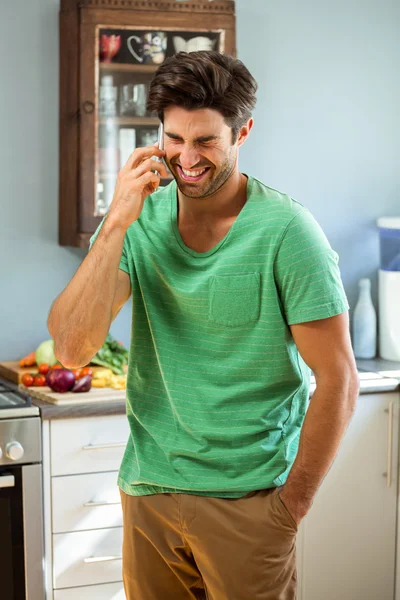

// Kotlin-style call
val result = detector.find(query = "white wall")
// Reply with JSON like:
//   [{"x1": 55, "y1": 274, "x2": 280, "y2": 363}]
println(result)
[
  {"x1": 237, "y1": 0, "x2": 400, "y2": 309},
  {"x1": 0, "y1": 0, "x2": 399, "y2": 360}
]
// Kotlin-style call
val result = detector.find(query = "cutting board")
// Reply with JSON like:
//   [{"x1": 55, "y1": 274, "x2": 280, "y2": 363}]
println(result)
[
  {"x1": 0, "y1": 361, "x2": 107, "y2": 385},
  {"x1": 19, "y1": 384, "x2": 126, "y2": 406},
  {"x1": 0, "y1": 360, "x2": 42, "y2": 384}
]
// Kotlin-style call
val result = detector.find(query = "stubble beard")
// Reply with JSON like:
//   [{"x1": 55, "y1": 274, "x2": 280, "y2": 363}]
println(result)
[{"x1": 168, "y1": 147, "x2": 237, "y2": 200}]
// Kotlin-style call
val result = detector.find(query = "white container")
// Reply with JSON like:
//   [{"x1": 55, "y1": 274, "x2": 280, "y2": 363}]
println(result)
[
  {"x1": 378, "y1": 270, "x2": 400, "y2": 360},
  {"x1": 353, "y1": 278, "x2": 377, "y2": 359},
  {"x1": 119, "y1": 128, "x2": 136, "y2": 168},
  {"x1": 377, "y1": 217, "x2": 400, "y2": 361},
  {"x1": 99, "y1": 75, "x2": 118, "y2": 117}
]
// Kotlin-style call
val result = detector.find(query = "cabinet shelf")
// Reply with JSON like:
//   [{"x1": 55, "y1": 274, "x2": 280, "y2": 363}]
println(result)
[
  {"x1": 99, "y1": 117, "x2": 159, "y2": 126},
  {"x1": 99, "y1": 62, "x2": 159, "y2": 74}
]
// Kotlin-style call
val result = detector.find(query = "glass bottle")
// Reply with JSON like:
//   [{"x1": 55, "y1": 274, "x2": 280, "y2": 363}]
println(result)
[{"x1": 352, "y1": 278, "x2": 377, "y2": 359}]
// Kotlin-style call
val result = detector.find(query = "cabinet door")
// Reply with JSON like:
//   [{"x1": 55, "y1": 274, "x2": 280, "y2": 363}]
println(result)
[
  {"x1": 79, "y1": 7, "x2": 235, "y2": 234},
  {"x1": 295, "y1": 522, "x2": 305, "y2": 600},
  {"x1": 54, "y1": 581, "x2": 125, "y2": 600},
  {"x1": 302, "y1": 392, "x2": 398, "y2": 600},
  {"x1": 53, "y1": 527, "x2": 123, "y2": 589},
  {"x1": 52, "y1": 471, "x2": 122, "y2": 533},
  {"x1": 50, "y1": 415, "x2": 130, "y2": 476}
]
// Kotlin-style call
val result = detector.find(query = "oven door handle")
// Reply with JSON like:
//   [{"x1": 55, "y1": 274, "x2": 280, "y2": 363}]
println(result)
[{"x1": 0, "y1": 474, "x2": 15, "y2": 488}]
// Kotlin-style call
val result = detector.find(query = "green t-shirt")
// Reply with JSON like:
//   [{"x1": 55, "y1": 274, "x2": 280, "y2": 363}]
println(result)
[{"x1": 90, "y1": 176, "x2": 349, "y2": 498}]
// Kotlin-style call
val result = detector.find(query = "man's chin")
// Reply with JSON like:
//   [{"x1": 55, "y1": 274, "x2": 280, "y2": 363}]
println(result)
[
  {"x1": 171, "y1": 172, "x2": 213, "y2": 199},
  {"x1": 175, "y1": 181, "x2": 212, "y2": 199}
]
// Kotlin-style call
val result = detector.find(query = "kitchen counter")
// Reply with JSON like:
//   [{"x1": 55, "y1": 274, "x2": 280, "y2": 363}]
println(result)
[
  {"x1": 33, "y1": 359, "x2": 400, "y2": 420},
  {"x1": 33, "y1": 396, "x2": 126, "y2": 420},
  {"x1": 356, "y1": 357, "x2": 400, "y2": 379}
]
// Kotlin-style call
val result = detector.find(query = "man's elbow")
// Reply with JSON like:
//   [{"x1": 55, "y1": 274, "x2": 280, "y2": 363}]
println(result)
[
  {"x1": 53, "y1": 345, "x2": 94, "y2": 370},
  {"x1": 315, "y1": 363, "x2": 360, "y2": 413},
  {"x1": 53, "y1": 334, "x2": 96, "y2": 369},
  {"x1": 51, "y1": 338, "x2": 72, "y2": 369},
  {"x1": 336, "y1": 364, "x2": 359, "y2": 416},
  {"x1": 49, "y1": 326, "x2": 94, "y2": 369}
]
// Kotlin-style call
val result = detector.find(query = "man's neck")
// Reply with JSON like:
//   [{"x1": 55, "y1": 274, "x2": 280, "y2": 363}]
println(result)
[{"x1": 177, "y1": 170, "x2": 248, "y2": 226}]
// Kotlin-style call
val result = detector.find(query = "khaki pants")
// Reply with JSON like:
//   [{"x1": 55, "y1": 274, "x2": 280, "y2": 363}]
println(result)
[{"x1": 120, "y1": 487, "x2": 297, "y2": 600}]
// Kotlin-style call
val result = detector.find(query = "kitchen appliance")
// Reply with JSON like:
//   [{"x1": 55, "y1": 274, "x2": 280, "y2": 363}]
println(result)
[
  {"x1": 377, "y1": 217, "x2": 400, "y2": 360},
  {"x1": 0, "y1": 376, "x2": 45, "y2": 600}
]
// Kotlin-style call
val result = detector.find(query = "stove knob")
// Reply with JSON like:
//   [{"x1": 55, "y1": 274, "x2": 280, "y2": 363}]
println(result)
[{"x1": 6, "y1": 442, "x2": 24, "y2": 461}]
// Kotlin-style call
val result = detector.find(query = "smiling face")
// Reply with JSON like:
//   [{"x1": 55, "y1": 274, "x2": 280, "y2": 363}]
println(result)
[{"x1": 163, "y1": 106, "x2": 239, "y2": 199}]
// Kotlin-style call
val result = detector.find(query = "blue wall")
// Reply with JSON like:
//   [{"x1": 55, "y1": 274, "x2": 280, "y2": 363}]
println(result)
[{"x1": 1, "y1": 0, "x2": 399, "y2": 361}]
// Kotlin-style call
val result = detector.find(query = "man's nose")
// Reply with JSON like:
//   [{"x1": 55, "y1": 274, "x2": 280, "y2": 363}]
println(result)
[{"x1": 178, "y1": 145, "x2": 203, "y2": 170}]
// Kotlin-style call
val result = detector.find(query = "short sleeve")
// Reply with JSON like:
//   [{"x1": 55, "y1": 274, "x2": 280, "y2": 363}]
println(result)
[
  {"x1": 89, "y1": 217, "x2": 130, "y2": 275},
  {"x1": 274, "y1": 208, "x2": 349, "y2": 325}
]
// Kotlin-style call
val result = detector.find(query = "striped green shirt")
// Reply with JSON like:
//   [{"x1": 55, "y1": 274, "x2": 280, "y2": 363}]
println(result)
[{"x1": 90, "y1": 176, "x2": 349, "y2": 498}]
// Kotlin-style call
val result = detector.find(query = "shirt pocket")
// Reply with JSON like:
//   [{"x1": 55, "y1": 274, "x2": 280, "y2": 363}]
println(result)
[{"x1": 208, "y1": 273, "x2": 261, "y2": 327}]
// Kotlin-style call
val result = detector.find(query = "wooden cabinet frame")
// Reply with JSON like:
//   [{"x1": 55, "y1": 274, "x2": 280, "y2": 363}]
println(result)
[{"x1": 59, "y1": 0, "x2": 236, "y2": 247}]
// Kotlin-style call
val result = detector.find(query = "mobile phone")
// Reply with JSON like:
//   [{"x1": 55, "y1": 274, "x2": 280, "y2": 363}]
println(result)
[
  {"x1": 158, "y1": 122, "x2": 164, "y2": 152},
  {"x1": 154, "y1": 122, "x2": 164, "y2": 177}
]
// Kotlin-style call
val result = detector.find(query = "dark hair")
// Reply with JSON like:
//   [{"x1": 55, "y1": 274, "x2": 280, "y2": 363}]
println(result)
[{"x1": 147, "y1": 51, "x2": 258, "y2": 141}]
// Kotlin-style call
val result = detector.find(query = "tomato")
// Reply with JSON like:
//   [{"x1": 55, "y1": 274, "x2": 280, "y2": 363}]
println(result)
[
  {"x1": 81, "y1": 367, "x2": 93, "y2": 378},
  {"x1": 38, "y1": 363, "x2": 50, "y2": 375},
  {"x1": 34, "y1": 374, "x2": 46, "y2": 387},
  {"x1": 21, "y1": 373, "x2": 34, "y2": 387},
  {"x1": 72, "y1": 368, "x2": 82, "y2": 379},
  {"x1": 51, "y1": 365, "x2": 63, "y2": 370}
]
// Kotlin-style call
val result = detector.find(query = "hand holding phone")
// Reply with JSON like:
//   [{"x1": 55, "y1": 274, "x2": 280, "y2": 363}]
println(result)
[{"x1": 107, "y1": 129, "x2": 168, "y2": 230}]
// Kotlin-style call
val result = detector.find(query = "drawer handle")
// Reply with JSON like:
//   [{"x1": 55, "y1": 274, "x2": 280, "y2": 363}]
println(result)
[
  {"x1": 0, "y1": 474, "x2": 15, "y2": 488},
  {"x1": 383, "y1": 401, "x2": 394, "y2": 488},
  {"x1": 83, "y1": 500, "x2": 121, "y2": 508},
  {"x1": 82, "y1": 442, "x2": 126, "y2": 451},
  {"x1": 84, "y1": 555, "x2": 122, "y2": 564}
]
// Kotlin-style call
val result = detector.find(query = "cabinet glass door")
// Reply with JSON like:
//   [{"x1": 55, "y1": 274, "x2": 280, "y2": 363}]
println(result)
[{"x1": 95, "y1": 26, "x2": 224, "y2": 216}]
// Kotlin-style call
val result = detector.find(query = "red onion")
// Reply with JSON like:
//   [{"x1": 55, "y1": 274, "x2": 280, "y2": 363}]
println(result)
[{"x1": 46, "y1": 369, "x2": 76, "y2": 393}]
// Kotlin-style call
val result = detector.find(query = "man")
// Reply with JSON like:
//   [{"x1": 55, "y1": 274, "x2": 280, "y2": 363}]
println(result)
[{"x1": 48, "y1": 51, "x2": 359, "y2": 599}]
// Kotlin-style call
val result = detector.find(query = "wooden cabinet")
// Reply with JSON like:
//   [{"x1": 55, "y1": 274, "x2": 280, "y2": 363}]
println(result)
[
  {"x1": 54, "y1": 582, "x2": 126, "y2": 600},
  {"x1": 52, "y1": 472, "x2": 123, "y2": 533},
  {"x1": 42, "y1": 414, "x2": 130, "y2": 600},
  {"x1": 42, "y1": 392, "x2": 400, "y2": 599},
  {"x1": 301, "y1": 392, "x2": 399, "y2": 600},
  {"x1": 59, "y1": 0, "x2": 236, "y2": 247},
  {"x1": 53, "y1": 528, "x2": 124, "y2": 589},
  {"x1": 50, "y1": 414, "x2": 129, "y2": 475}
]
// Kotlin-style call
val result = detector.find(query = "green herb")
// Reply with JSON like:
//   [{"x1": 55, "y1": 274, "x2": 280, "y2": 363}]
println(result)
[{"x1": 90, "y1": 334, "x2": 129, "y2": 375}]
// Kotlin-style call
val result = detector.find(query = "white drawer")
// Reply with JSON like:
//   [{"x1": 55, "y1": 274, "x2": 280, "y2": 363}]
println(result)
[
  {"x1": 53, "y1": 527, "x2": 123, "y2": 589},
  {"x1": 52, "y1": 471, "x2": 122, "y2": 533},
  {"x1": 50, "y1": 415, "x2": 130, "y2": 476},
  {"x1": 54, "y1": 581, "x2": 125, "y2": 600}
]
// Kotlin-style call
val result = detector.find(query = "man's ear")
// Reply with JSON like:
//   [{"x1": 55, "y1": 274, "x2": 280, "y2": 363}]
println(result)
[{"x1": 237, "y1": 118, "x2": 254, "y2": 148}]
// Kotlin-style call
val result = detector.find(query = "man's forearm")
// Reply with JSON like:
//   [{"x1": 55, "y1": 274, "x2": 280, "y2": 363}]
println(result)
[
  {"x1": 280, "y1": 374, "x2": 359, "y2": 518},
  {"x1": 48, "y1": 217, "x2": 126, "y2": 367}
]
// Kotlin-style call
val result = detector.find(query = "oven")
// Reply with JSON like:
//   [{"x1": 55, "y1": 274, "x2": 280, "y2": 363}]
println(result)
[{"x1": 0, "y1": 378, "x2": 45, "y2": 600}]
